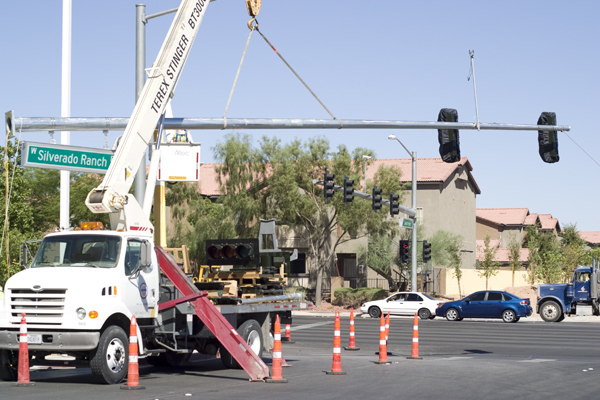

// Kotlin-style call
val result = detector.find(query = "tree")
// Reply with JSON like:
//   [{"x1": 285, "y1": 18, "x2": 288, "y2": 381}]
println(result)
[
  {"x1": 506, "y1": 233, "x2": 522, "y2": 287},
  {"x1": 477, "y1": 235, "x2": 499, "y2": 290},
  {"x1": 524, "y1": 223, "x2": 562, "y2": 284},
  {"x1": 429, "y1": 230, "x2": 463, "y2": 296},
  {"x1": 559, "y1": 223, "x2": 586, "y2": 282},
  {"x1": 207, "y1": 133, "x2": 403, "y2": 306}
]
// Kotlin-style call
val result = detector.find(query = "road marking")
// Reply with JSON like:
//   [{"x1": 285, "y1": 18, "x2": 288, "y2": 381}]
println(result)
[
  {"x1": 291, "y1": 321, "x2": 335, "y2": 331},
  {"x1": 518, "y1": 359, "x2": 556, "y2": 363},
  {"x1": 439, "y1": 357, "x2": 474, "y2": 361}
]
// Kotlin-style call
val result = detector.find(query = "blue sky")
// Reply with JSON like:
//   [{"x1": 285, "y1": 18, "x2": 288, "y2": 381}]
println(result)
[{"x1": 2, "y1": 1, "x2": 599, "y2": 231}]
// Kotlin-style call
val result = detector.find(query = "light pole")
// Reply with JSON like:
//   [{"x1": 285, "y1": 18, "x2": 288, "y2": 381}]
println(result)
[
  {"x1": 388, "y1": 134, "x2": 417, "y2": 292},
  {"x1": 362, "y1": 155, "x2": 371, "y2": 192}
]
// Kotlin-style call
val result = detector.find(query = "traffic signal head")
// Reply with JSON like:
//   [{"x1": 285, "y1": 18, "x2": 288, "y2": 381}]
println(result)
[
  {"x1": 372, "y1": 186, "x2": 382, "y2": 212},
  {"x1": 423, "y1": 240, "x2": 432, "y2": 262},
  {"x1": 399, "y1": 239, "x2": 410, "y2": 264},
  {"x1": 437, "y1": 108, "x2": 460, "y2": 163},
  {"x1": 324, "y1": 171, "x2": 335, "y2": 202},
  {"x1": 206, "y1": 238, "x2": 259, "y2": 267},
  {"x1": 343, "y1": 176, "x2": 354, "y2": 205},
  {"x1": 537, "y1": 112, "x2": 559, "y2": 163},
  {"x1": 390, "y1": 192, "x2": 400, "y2": 216}
]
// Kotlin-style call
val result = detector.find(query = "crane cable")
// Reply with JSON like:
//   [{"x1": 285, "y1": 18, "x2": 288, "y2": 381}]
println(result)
[{"x1": 223, "y1": 0, "x2": 342, "y2": 129}]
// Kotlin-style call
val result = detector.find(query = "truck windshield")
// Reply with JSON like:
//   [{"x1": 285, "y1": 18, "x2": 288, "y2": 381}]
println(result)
[{"x1": 31, "y1": 235, "x2": 122, "y2": 268}]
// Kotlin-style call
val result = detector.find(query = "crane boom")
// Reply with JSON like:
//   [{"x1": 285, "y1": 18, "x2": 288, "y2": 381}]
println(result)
[{"x1": 86, "y1": 0, "x2": 210, "y2": 231}]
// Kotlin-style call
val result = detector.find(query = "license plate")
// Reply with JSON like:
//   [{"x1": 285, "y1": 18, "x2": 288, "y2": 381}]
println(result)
[{"x1": 27, "y1": 334, "x2": 42, "y2": 344}]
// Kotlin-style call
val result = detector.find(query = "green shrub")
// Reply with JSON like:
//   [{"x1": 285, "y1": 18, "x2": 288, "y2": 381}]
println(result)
[
  {"x1": 332, "y1": 287, "x2": 388, "y2": 308},
  {"x1": 285, "y1": 286, "x2": 309, "y2": 300}
]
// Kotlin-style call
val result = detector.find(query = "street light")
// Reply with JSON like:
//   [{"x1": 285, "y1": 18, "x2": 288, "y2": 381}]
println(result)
[
  {"x1": 362, "y1": 155, "x2": 371, "y2": 192},
  {"x1": 388, "y1": 134, "x2": 418, "y2": 292}
]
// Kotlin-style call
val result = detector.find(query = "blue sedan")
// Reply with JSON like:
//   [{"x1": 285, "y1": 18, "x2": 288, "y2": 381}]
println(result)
[{"x1": 435, "y1": 290, "x2": 533, "y2": 323}]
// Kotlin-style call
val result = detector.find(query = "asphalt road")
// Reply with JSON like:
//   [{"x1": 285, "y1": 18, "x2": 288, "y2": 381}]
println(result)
[{"x1": 1, "y1": 315, "x2": 599, "y2": 400}]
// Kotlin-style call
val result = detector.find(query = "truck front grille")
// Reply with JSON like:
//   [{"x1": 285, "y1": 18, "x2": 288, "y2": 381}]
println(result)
[{"x1": 9, "y1": 288, "x2": 67, "y2": 326}]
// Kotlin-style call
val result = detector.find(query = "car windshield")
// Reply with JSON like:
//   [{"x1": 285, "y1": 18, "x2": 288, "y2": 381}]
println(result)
[
  {"x1": 421, "y1": 293, "x2": 436, "y2": 300},
  {"x1": 31, "y1": 234, "x2": 121, "y2": 269}
]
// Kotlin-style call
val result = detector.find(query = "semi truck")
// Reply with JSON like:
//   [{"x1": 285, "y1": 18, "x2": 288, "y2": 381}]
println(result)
[
  {"x1": 0, "y1": 0, "x2": 312, "y2": 384},
  {"x1": 537, "y1": 263, "x2": 600, "y2": 322}
]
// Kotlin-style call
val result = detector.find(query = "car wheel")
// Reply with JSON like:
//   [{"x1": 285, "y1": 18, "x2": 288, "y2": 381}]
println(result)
[
  {"x1": 502, "y1": 309, "x2": 517, "y2": 323},
  {"x1": 368, "y1": 306, "x2": 381, "y2": 319},
  {"x1": 445, "y1": 308, "x2": 460, "y2": 321},
  {"x1": 220, "y1": 319, "x2": 263, "y2": 369},
  {"x1": 514, "y1": 317, "x2": 520, "y2": 322},
  {"x1": 90, "y1": 325, "x2": 128, "y2": 384},
  {"x1": 418, "y1": 308, "x2": 431, "y2": 320},
  {"x1": 540, "y1": 300, "x2": 563, "y2": 323}
]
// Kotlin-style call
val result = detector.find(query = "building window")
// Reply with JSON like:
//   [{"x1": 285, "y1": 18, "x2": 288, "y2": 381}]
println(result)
[
  {"x1": 290, "y1": 252, "x2": 306, "y2": 275},
  {"x1": 417, "y1": 207, "x2": 424, "y2": 223}
]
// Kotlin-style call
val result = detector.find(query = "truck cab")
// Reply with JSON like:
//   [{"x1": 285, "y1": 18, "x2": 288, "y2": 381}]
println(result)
[
  {"x1": 537, "y1": 265, "x2": 600, "y2": 322},
  {"x1": 0, "y1": 225, "x2": 157, "y2": 383}
]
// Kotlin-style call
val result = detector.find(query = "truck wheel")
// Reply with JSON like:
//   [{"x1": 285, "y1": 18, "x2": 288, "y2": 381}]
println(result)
[
  {"x1": 0, "y1": 350, "x2": 17, "y2": 381},
  {"x1": 368, "y1": 307, "x2": 381, "y2": 319},
  {"x1": 540, "y1": 301, "x2": 563, "y2": 323},
  {"x1": 220, "y1": 319, "x2": 263, "y2": 369},
  {"x1": 90, "y1": 325, "x2": 129, "y2": 384}
]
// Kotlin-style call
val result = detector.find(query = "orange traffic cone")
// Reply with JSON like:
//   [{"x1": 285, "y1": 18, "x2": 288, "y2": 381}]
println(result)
[
  {"x1": 374, "y1": 313, "x2": 390, "y2": 365},
  {"x1": 344, "y1": 307, "x2": 360, "y2": 351},
  {"x1": 407, "y1": 313, "x2": 422, "y2": 360},
  {"x1": 282, "y1": 323, "x2": 295, "y2": 344},
  {"x1": 326, "y1": 311, "x2": 346, "y2": 375},
  {"x1": 12, "y1": 313, "x2": 35, "y2": 387},
  {"x1": 385, "y1": 311, "x2": 390, "y2": 343},
  {"x1": 121, "y1": 315, "x2": 145, "y2": 390},
  {"x1": 266, "y1": 315, "x2": 288, "y2": 383}
]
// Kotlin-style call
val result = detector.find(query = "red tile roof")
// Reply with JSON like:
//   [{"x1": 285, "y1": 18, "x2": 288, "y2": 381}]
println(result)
[
  {"x1": 579, "y1": 231, "x2": 600, "y2": 245},
  {"x1": 366, "y1": 157, "x2": 480, "y2": 194},
  {"x1": 476, "y1": 208, "x2": 530, "y2": 226},
  {"x1": 538, "y1": 214, "x2": 560, "y2": 232},
  {"x1": 524, "y1": 213, "x2": 539, "y2": 226},
  {"x1": 196, "y1": 157, "x2": 479, "y2": 196}
]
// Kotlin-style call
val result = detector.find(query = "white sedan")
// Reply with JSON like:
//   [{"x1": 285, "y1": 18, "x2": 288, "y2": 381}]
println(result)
[{"x1": 360, "y1": 291, "x2": 444, "y2": 320}]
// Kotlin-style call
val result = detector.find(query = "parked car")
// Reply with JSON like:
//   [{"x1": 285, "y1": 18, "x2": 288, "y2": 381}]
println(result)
[
  {"x1": 360, "y1": 291, "x2": 444, "y2": 320},
  {"x1": 435, "y1": 290, "x2": 533, "y2": 323}
]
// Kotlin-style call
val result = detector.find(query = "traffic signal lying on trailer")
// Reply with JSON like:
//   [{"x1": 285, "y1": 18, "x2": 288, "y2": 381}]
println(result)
[
  {"x1": 372, "y1": 186, "x2": 382, "y2": 212},
  {"x1": 538, "y1": 112, "x2": 559, "y2": 163},
  {"x1": 324, "y1": 171, "x2": 335, "y2": 202},
  {"x1": 343, "y1": 176, "x2": 354, "y2": 205},
  {"x1": 205, "y1": 238, "x2": 259, "y2": 267},
  {"x1": 423, "y1": 241, "x2": 432, "y2": 262},
  {"x1": 390, "y1": 192, "x2": 399, "y2": 216},
  {"x1": 437, "y1": 108, "x2": 460, "y2": 163},
  {"x1": 400, "y1": 240, "x2": 410, "y2": 264}
]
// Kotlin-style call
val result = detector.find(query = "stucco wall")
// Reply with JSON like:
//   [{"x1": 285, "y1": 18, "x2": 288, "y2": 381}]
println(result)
[{"x1": 441, "y1": 268, "x2": 532, "y2": 297}]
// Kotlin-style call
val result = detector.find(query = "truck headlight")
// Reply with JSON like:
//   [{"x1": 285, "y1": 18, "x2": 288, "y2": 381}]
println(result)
[{"x1": 76, "y1": 307, "x2": 86, "y2": 320}]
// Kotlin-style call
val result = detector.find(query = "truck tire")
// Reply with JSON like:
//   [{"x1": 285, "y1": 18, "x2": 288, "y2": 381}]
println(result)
[
  {"x1": 0, "y1": 350, "x2": 17, "y2": 381},
  {"x1": 220, "y1": 319, "x2": 263, "y2": 369},
  {"x1": 90, "y1": 325, "x2": 129, "y2": 384},
  {"x1": 540, "y1": 300, "x2": 563, "y2": 323}
]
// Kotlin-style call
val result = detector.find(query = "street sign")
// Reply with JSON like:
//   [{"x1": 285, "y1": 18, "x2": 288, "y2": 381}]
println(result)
[
  {"x1": 22, "y1": 142, "x2": 114, "y2": 174},
  {"x1": 400, "y1": 218, "x2": 414, "y2": 229}
]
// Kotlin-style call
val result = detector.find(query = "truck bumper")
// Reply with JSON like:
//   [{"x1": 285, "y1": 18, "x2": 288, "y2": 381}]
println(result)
[{"x1": 0, "y1": 329, "x2": 100, "y2": 351}]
